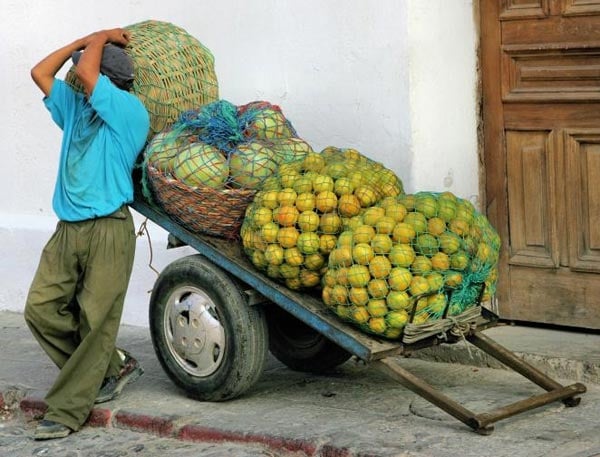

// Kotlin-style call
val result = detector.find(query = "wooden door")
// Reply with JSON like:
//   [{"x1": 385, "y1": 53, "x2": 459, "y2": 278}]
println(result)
[{"x1": 481, "y1": 0, "x2": 600, "y2": 329}]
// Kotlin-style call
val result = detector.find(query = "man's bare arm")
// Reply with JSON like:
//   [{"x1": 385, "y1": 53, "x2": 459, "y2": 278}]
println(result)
[{"x1": 31, "y1": 29, "x2": 130, "y2": 97}]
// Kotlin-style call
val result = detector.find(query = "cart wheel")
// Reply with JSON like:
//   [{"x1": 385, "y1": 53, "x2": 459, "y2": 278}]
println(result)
[
  {"x1": 149, "y1": 254, "x2": 268, "y2": 401},
  {"x1": 266, "y1": 304, "x2": 352, "y2": 373}
]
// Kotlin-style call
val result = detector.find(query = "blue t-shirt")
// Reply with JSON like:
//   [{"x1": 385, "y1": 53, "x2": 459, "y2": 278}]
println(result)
[{"x1": 44, "y1": 75, "x2": 150, "y2": 221}]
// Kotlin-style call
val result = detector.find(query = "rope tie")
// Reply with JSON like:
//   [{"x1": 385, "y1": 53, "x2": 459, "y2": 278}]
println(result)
[{"x1": 136, "y1": 218, "x2": 160, "y2": 280}]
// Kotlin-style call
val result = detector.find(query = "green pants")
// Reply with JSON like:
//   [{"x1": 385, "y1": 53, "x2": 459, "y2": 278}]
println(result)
[{"x1": 24, "y1": 206, "x2": 136, "y2": 431}]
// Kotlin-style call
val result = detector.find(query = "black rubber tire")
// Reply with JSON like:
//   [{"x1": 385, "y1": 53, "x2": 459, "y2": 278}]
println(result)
[
  {"x1": 266, "y1": 304, "x2": 352, "y2": 373},
  {"x1": 149, "y1": 254, "x2": 268, "y2": 401}
]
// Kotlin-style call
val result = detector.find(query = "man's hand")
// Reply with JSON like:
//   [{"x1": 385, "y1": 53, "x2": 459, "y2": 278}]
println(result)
[{"x1": 103, "y1": 28, "x2": 131, "y2": 47}]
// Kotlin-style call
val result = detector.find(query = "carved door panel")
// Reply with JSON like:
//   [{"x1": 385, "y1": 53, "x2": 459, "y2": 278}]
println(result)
[{"x1": 481, "y1": 0, "x2": 600, "y2": 328}]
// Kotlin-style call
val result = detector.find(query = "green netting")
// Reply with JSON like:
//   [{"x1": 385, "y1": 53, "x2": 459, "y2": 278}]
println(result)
[
  {"x1": 240, "y1": 147, "x2": 404, "y2": 290},
  {"x1": 65, "y1": 20, "x2": 219, "y2": 138},
  {"x1": 322, "y1": 191, "x2": 501, "y2": 340},
  {"x1": 143, "y1": 100, "x2": 308, "y2": 194}
]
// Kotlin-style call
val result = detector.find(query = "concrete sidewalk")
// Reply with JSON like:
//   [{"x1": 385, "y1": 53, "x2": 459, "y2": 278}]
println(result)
[{"x1": 2, "y1": 310, "x2": 600, "y2": 457}]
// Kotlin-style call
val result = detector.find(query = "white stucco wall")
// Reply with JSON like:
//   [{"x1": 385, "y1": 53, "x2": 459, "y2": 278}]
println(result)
[{"x1": 0, "y1": 0, "x2": 478, "y2": 327}]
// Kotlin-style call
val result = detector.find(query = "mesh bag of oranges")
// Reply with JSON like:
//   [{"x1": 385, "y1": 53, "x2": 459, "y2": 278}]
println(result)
[
  {"x1": 321, "y1": 191, "x2": 501, "y2": 340},
  {"x1": 240, "y1": 147, "x2": 404, "y2": 290},
  {"x1": 142, "y1": 100, "x2": 312, "y2": 238}
]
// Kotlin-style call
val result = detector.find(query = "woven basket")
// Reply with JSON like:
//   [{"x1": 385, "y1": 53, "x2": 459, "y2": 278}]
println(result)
[
  {"x1": 146, "y1": 163, "x2": 257, "y2": 239},
  {"x1": 65, "y1": 20, "x2": 219, "y2": 138}
]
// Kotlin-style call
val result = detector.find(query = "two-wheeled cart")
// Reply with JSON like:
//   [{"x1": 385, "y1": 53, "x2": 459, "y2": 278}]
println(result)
[{"x1": 131, "y1": 197, "x2": 586, "y2": 435}]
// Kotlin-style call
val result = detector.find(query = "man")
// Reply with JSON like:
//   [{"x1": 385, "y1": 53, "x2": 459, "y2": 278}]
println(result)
[{"x1": 25, "y1": 28, "x2": 150, "y2": 440}]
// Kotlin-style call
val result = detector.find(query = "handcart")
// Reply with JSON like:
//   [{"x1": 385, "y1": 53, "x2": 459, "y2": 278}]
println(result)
[{"x1": 130, "y1": 196, "x2": 586, "y2": 435}]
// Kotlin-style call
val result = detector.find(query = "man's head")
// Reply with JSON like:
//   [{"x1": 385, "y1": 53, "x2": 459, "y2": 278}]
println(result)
[{"x1": 72, "y1": 44, "x2": 135, "y2": 91}]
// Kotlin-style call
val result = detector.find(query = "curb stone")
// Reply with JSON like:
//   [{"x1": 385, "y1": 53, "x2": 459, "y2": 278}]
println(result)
[{"x1": 15, "y1": 395, "x2": 367, "y2": 457}]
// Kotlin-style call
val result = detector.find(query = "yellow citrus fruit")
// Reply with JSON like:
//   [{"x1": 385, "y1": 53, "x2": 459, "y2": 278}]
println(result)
[
  {"x1": 264, "y1": 244, "x2": 284, "y2": 266},
  {"x1": 334, "y1": 177, "x2": 354, "y2": 196},
  {"x1": 376, "y1": 216, "x2": 396, "y2": 235},
  {"x1": 277, "y1": 206, "x2": 299, "y2": 227},
  {"x1": 277, "y1": 226, "x2": 300, "y2": 248},
  {"x1": 363, "y1": 207, "x2": 386, "y2": 226},
  {"x1": 302, "y1": 153, "x2": 326, "y2": 172},
  {"x1": 260, "y1": 222, "x2": 279, "y2": 243},
  {"x1": 336, "y1": 305, "x2": 352, "y2": 320},
  {"x1": 354, "y1": 225, "x2": 376, "y2": 244},
  {"x1": 352, "y1": 243, "x2": 375, "y2": 265},
  {"x1": 411, "y1": 256, "x2": 433, "y2": 275},
  {"x1": 385, "y1": 203, "x2": 408, "y2": 222},
  {"x1": 370, "y1": 234, "x2": 393, "y2": 254},
  {"x1": 404, "y1": 212, "x2": 428, "y2": 233},
  {"x1": 297, "y1": 210, "x2": 320, "y2": 232},
  {"x1": 319, "y1": 213, "x2": 342, "y2": 234},
  {"x1": 321, "y1": 286, "x2": 334, "y2": 307},
  {"x1": 415, "y1": 297, "x2": 429, "y2": 312},
  {"x1": 450, "y1": 251, "x2": 470, "y2": 270},
  {"x1": 369, "y1": 256, "x2": 392, "y2": 279},
  {"x1": 415, "y1": 233, "x2": 439, "y2": 256},
  {"x1": 427, "y1": 217, "x2": 446, "y2": 236},
  {"x1": 386, "y1": 290, "x2": 411, "y2": 310},
  {"x1": 368, "y1": 317, "x2": 387, "y2": 334},
  {"x1": 349, "y1": 287, "x2": 370, "y2": 306},
  {"x1": 335, "y1": 267, "x2": 349, "y2": 286},
  {"x1": 347, "y1": 264, "x2": 371, "y2": 288},
  {"x1": 312, "y1": 174, "x2": 335, "y2": 193},
  {"x1": 279, "y1": 263, "x2": 300, "y2": 279},
  {"x1": 277, "y1": 188, "x2": 298, "y2": 206},
  {"x1": 295, "y1": 192, "x2": 316, "y2": 212},
  {"x1": 430, "y1": 252, "x2": 450, "y2": 271},
  {"x1": 292, "y1": 176, "x2": 313, "y2": 194},
  {"x1": 266, "y1": 264, "x2": 281, "y2": 279},
  {"x1": 439, "y1": 232, "x2": 461, "y2": 254},
  {"x1": 279, "y1": 171, "x2": 300, "y2": 189},
  {"x1": 426, "y1": 272, "x2": 445, "y2": 291},
  {"x1": 388, "y1": 244, "x2": 416, "y2": 267},
  {"x1": 437, "y1": 199, "x2": 457, "y2": 222},
  {"x1": 319, "y1": 234, "x2": 337, "y2": 254},
  {"x1": 331, "y1": 284, "x2": 349, "y2": 305},
  {"x1": 299, "y1": 269, "x2": 321, "y2": 288},
  {"x1": 337, "y1": 231, "x2": 354, "y2": 247},
  {"x1": 399, "y1": 194, "x2": 416, "y2": 210},
  {"x1": 449, "y1": 218, "x2": 470, "y2": 236},
  {"x1": 476, "y1": 242, "x2": 493, "y2": 262},
  {"x1": 386, "y1": 310, "x2": 409, "y2": 329},
  {"x1": 354, "y1": 185, "x2": 378, "y2": 207},
  {"x1": 315, "y1": 191, "x2": 338, "y2": 213},
  {"x1": 304, "y1": 252, "x2": 325, "y2": 271},
  {"x1": 284, "y1": 247, "x2": 304, "y2": 267},
  {"x1": 415, "y1": 194, "x2": 439, "y2": 218},
  {"x1": 297, "y1": 232, "x2": 320, "y2": 255},
  {"x1": 368, "y1": 278, "x2": 389, "y2": 299},
  {"x1": 379, "y1": 196, "x2": 397, "y2": 209},
  {"x1": 384, "y1": 326, "x2": 403, "y2": 339},
  {"x1": 427, "y1": 293, "x2": 447, "y2": 315},
  {"x1": 330, "y1": 246, "x2": 353, "y2": 267},
  {"x1": 252, "y1": 206, "x2": 273, "y2": 227},
  {"x1": 261, "y1": 190, "x2": 280, "y2": 209},
  {"x1": 392, "y1": 222, "x2": 416, "y2": 244},
  {"x1": 337, "y1": 194, "x2": 361, "y2": 217},
  {"x1": 251, "y1": 250, "x2": 267, "y2": 269},
  {"x1": 351, "y1": 306, "x2": 370, "y2": 324},
  {"x1": 322, "y1": 269, "x2": 337, "y2": 288},
  {"x1": 409, "y1": 276, "x2": 430, "y2": 296},
  {"x1": 346, "y1": 216, "x2": 363, "y2": 231},
  {"x1": 387, "y1": 267, "x2": 412, "y2": 291},
  {"x1": 367, "y1": 299, "x2": 388, "y2": 318},
  {"x1": 445, "y1": 271, "x2": 463, "y2": 288},
  {"x1": 412, "y1": 312, "x2": 430, "y2": 325}
]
